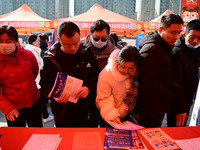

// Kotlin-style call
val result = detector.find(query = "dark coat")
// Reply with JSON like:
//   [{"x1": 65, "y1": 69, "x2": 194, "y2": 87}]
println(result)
[
  {"x1": 40, "y1": 42, "x2": 99, "y2": 120},
  {"x1": 138, "y1": 31, "x2": 173, "y2": 120},
  {"x1": 172, "y1": 35, "x2": 200, "y2": 114},
  {"x1": 40, "y1": 40, "x2": 48, "y2": 58}
]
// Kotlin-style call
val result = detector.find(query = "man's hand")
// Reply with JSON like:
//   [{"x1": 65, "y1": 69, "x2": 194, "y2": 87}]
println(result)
[
  {"x1": 54, "y1": 93, "x2": 69, "y2": 103},
  {"x1": 6, "y1": 109, "x2": 19, "y2": 121},
  {"x1": 75, "y1": 86, "x2": 89, "y2": 99},
  {"x1": 113, "y1": 116, "x2": 122, "y2": 125},
  {"x1": 176, "y1": 113, "x2": 187, "y2": 126}
]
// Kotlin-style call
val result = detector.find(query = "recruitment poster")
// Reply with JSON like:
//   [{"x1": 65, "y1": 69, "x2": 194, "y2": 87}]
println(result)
[
  {"x1": 181, "y1": 0, "x2": 200, "y2": 25},
  {"x1": 189, "y1": 79, "x2": 200, "y2": 126}
]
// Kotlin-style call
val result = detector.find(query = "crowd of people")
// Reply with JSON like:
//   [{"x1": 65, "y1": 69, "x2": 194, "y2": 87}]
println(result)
[{"x1": 0, "y1": 14, "x2": 200, "y2": 128}]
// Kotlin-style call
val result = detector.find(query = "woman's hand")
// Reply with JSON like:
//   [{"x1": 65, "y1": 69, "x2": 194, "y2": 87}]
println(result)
[
  {"x1": 6, "y1": 109, "x2": 19, "y2": 121},
  {"x1": 75, "y1": 86, "x2": 89, "y2": 99},
  {"x1": 114, "y1": 116, "x2": 122, "y2": 125}
]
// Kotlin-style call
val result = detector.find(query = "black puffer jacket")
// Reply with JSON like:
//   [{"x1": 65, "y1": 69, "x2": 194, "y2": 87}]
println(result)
[
  {"x1": 172, "y1": 35, "x2": 200, "y2": 114},
  {"x1": 40, "y1": 42, "x2": 99, "y2": 120},
  {"x1": 138, "y1": 31, "x2": 174, "y2": 116}
]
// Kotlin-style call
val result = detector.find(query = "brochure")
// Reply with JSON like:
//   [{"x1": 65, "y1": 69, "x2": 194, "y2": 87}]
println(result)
[
  {"x1": 22, "y1": 134, "x2": 61, "y2": 150},
  {"x1": 104, "y1": 127, "x2": 146, "y2": 150},
  {"x1": 138, "y1": 128, "x2": 179, "y2": 150},
  {"x1": 48, "y1": 72, "x2": 83, "y2": 103},
  {"x1": 107, "y1": 121, "x2": 144, "y2": 130}
]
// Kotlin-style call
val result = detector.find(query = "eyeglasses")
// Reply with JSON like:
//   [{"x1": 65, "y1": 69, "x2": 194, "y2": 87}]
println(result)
[{"x1": 92, "y1": 36, "x2": 108, "y2": 42}]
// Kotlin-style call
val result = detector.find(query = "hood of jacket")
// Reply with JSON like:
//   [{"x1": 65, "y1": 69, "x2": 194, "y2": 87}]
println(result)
[
  {"x1": 25, "y1": 44, "x2": 41, "y2": 56},
  {"x1": 139, "y1": 31, "x2": 173, "y2": 51}
]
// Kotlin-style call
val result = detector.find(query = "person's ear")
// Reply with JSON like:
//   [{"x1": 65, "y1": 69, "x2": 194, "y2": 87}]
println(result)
[{"x1": 158, "y1": 26, "x2": 163, "y2": 34}]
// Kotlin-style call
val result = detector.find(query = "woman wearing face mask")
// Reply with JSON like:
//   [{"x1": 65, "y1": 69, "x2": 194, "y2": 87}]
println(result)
[
  {"x1": 96, "y1": 45, "x2": 139, "y2": 126},
  {"x1": 0, "y1": 25, "x2": 42, "y2": 127}
]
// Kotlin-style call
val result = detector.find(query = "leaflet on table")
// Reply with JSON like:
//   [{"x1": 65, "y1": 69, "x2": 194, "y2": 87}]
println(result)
[
  {"x1": 107, "y1": 121, "x2": 144, "y2": 130},
  {"x1": 138, "y1": 128, "x2": 179, "y2": 150},
  {"x1": 22, "y1": 134, "x2": 62, "y2": 150},
  {"x1": 104, "y1": 127, "x2": 146, "y2": 150},
  {"x1": 174, "y1": 137, "x2": 200, "y2": 150},
  {"x1": 48, "y1": 72, "x2": 83, "y2": 103}
]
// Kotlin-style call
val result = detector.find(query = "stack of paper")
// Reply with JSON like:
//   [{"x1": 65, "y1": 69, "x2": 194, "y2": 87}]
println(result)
[{"x1": 22, "y1": 134, "x2": 61, "y2": 150}]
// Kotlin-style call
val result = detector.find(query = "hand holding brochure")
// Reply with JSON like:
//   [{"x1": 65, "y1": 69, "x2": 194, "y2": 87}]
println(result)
[
  {"x1": 107, "y1": 121, "x2": 144, "y2": 130},
  {"x1": 48, "y1": 72, "x2": 83, "y2": 103}
]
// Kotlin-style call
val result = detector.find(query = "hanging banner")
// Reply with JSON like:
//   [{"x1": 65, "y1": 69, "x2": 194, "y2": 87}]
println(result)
[{"x1": 181, "y1": 0, "x2": 200, "y2": 25}]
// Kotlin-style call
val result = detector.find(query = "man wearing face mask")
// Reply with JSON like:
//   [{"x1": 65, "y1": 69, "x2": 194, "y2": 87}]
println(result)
[
  {"x1": 82, "y1": 19, "x2": 119, "y2": 71},
  {"x1": 167, "y1": 19, "x2": 200, "y2": 127}
]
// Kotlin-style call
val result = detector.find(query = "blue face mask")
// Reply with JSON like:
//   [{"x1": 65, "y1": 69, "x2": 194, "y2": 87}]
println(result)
[
  {"x1": 186, "y1": 42, "x2": 200, "y2": 49},
  {"x1": 92, "y1": 39, "x2": 107, "y2": 49}
]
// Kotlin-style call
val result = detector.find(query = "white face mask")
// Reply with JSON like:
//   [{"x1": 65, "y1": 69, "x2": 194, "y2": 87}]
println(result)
[
  {"x1": 185, "y1": 42, "x2": 200, "y2": 49},
  {"x1": 0, "y1": 43, "x2": 16, "y2": 55},
  {"x1": 92, "y1": 39, "x2": 107, "y2": 49}
]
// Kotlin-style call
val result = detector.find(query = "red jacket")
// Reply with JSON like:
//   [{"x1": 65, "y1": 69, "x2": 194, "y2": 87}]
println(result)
[{"x1": 0, "y1": 45, "x2": 40, "y2": 115}]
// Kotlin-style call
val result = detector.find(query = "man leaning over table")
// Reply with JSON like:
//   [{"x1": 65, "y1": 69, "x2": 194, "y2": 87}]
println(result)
[
  {"x1": 39, "y1": 22, "x2": 99, "y2": 127},
  {"x1": 137, "y1": 14, "x2": 183, "y2": 127}
]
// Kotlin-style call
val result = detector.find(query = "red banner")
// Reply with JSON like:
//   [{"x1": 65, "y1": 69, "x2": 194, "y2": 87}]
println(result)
[
  {"x1": 0, "y1": 21, "x2": 52, "y2": 28},
  {"x1": 181, "y1": 0, "x2": 200, "y2": 25},
  {"x1": 55, "y1": 21, "x2": 160, "y2": 31}
]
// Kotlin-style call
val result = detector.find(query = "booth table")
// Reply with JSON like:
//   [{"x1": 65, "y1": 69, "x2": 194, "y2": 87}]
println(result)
[{"x1": 0, "y1": 126, "x2": 200, "y2": 150}]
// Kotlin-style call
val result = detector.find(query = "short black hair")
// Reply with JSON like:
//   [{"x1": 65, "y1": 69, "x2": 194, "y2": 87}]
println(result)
[
  {"x1": 90, "y1": 19, "x2": 110, "y2": 34},
  {"x1": 28, "y1": 34, "x2": 38, "y2": 44},
  {"x1": 160, "y1": 14, "x2": 183, "y2": 29},
  {"x1": 186, "y1": 19, "x2": 200, "y2": 34},
  {"x1": 0, "y1": 25, "x2": 18, "y2": 42},
  {"x1": 58, "y1": 22, "x2": 80, "y2": 38}
]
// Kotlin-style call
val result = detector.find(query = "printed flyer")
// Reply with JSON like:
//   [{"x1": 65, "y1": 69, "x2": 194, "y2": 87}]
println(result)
[
  {"x1": 138, "y1": 128, "x2": 179, "y2": 150},
  {"x1": 104, "y1": 127, "x2": 146, "y2": 150},
  {"x1": 48, "y1": 72, "x2": 83, "y2": 103}
]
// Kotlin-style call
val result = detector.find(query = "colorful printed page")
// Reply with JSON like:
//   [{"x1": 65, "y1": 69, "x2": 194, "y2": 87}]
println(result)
[
  {"x1": 104, "y1": 127, "x2": 146, "y2": 150},
  {"x1": 104, "y1": 128, "x2": 134, "y2": 150},
  {"x1": 138, "y1": 128, "x2": 180, "y2": 150},
  {"x1": 48, "y1": 72, "x2": 83, "y2": 103},
  {"x1": 107, "y1": 121, "x2": 144, "y2": 130}
]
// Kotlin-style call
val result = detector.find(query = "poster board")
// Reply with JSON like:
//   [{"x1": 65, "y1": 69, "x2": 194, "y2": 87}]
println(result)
[
  {"x1": 189, "y1": 79, "x2": 200, "y2": 126},
  {"x1": 181, "y1": 0, "x2": 200, "y2": 25}
]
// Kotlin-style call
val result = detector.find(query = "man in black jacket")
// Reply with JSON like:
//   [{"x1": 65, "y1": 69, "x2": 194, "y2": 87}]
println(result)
[
  {"x1": 40, "y1": 22, "x2": 99, "y2": 127},
  {"x1": 138, "y1": 14, "x2": 183, "y2": 127},
  {"x1": 167, "y1": 19, "x2": 200, "y2": 127}
]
